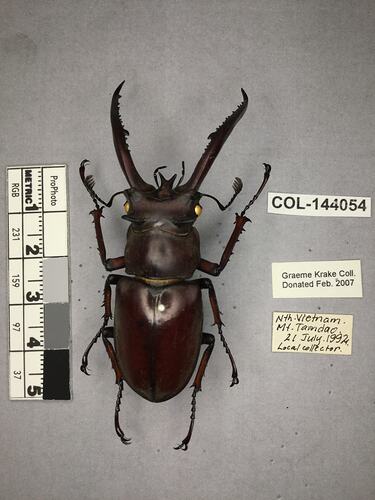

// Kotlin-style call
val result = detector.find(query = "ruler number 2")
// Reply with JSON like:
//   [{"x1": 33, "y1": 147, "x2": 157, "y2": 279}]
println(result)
[{"x1": 26, "y1": 244, "x2": 40, "y2": 256}]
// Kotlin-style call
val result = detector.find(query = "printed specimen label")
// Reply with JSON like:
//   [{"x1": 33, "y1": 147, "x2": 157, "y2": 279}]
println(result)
[
  {"x1": 272, "y1": 260, "x2": 362, "y2": 298},
  {"x1": 268, "y1": 192, "x2": 371, "y2": 217}
]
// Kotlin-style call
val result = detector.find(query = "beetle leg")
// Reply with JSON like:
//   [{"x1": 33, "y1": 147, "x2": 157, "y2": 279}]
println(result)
[
  {"x1": 101, "y1": 327, "x2": 123, "y2": 384},
  {"x1": 80, "y1": 160, "x2": 126, "y2": 272},
  {"x1": 197, "y1": 213, "x2": 249, "y2": 277},
  {"x1": 80, "y1": 274, "x2": 122, "y2": 375},
  {"x1": 175, "y1": 333, "x2": 215, "y2": 451},
  {"x1": 80, "y1": 328, "x2": 102, "y2": 375},
  {"x1": 114, "y1": 380, "x2": 131, "y2": 445},
  {"x1": 101, "y1": 328, "x2": 131, "y2": 445},
  {"x1": 89, "y1": 206, "x2": 126, "y2": 272},
  {"x1": 197, "y1": 164, "x2": 271, "y2": 277},
  {"x1": 198, "y1": 278, "x2": 239, "y2": 386}
]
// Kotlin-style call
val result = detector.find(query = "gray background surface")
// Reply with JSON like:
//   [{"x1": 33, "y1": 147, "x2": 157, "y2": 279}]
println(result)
[{"x1": 1, "y1": 1, "x2": 375, "y2": 499}]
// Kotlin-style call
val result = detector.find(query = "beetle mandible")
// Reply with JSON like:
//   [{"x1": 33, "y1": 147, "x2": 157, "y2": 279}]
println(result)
[{"x1": 80, "y1": 81, "x2": 271, "y2": 450}]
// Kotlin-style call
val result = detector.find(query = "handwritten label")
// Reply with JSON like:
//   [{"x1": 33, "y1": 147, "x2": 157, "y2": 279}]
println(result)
[
  {"x1": 272, "y1": 312, "x2": 353, "y2": 355},
  {"x1": 272, "y1": 260, "x2": 362, "y2": 298},
  {"x1": 268, "y1": 192, "x2": 371, "y2": 217}
]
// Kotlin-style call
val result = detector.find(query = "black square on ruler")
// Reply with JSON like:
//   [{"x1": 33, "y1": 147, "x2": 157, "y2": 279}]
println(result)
[{"x1": 43, "y1": 349, "x2": 70, "y2": 400}]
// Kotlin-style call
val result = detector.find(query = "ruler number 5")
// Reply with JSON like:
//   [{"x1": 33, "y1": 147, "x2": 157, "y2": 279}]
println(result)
[{"x1": 27, "y1": 385, "x2": 42, "y2": 397}]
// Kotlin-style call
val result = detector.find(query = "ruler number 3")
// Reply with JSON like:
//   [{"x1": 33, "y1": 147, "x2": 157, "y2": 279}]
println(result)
[{"x1": 26, "y1": 291, "x2": 41, "y2": 302}]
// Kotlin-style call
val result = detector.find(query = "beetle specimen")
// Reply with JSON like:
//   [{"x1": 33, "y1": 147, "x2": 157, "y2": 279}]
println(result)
[{"x1": 80, "y1": 81, "x2": 271, "y2": 450}]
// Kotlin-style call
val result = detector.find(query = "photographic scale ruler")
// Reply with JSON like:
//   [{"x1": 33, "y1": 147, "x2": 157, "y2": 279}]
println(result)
[{"x1": 7, "y1": 165, "x2": 70, "y2": 400}]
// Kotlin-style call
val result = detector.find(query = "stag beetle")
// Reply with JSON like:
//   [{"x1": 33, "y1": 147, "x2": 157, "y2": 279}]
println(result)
[{"x1": 80, "y1": 81, "x2": 271, "y2": 450}]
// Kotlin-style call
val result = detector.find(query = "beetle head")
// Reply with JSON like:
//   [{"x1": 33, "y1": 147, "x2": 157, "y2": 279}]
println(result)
[
  {"x1": 121, "y1": 170, "x2": 203, "y2": 232},
  {"x1": 114, "y1": 82, "x2": 248, "y2": 230}
]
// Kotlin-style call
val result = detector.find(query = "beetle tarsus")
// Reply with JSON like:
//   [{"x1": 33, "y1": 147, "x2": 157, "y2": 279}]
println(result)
[
  {"x1": 240, "y1": 163, "x2": 271, "y2": 217},
  {"x1": 174, "y1": 388, "x2": 197, "y2": 451},
  {"x1": 217, "y1": 325, "x2": 239, "y2": 384},
  {"x1": 114, "y1": 380, "x2": 131, "y2": 445},
  {"x1": 80, "y1": 327, "x2": 103, "y2": 375}
]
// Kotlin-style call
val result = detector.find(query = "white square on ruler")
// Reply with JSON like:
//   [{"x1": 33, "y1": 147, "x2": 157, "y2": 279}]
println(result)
[
  {"x1": 43, "y1": 167, "x2": 67, "y2": 211},
  {"x1": 9, "y1": 305, "x2": 23, "y2": 351},
  {"x1": 44, "y1": 212, "x2": 68, "y2": 257},
  {"x1": 9, "y1": 352, "x2": 24, "y2": 399}
]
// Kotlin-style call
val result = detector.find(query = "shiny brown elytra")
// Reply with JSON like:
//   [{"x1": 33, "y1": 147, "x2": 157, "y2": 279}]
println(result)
[{"x1": 80, "y1": 81, "x2": 271, "y2": 449}]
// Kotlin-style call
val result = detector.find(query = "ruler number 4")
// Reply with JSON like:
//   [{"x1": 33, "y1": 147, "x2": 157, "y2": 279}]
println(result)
[{"x1": 27, "y1": 337, "x2": 41, "y2": 348}]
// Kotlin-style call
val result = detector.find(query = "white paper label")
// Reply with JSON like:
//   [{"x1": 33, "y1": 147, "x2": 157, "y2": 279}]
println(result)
[
  {"x1": 272, "y1": 260, "x2": 362, "y2": 298},
  {"x1": 268, "y1": 192, "x2": 371, "y2": 217},
  {"x1": 272, "y1": 312, "x2": 353, "y2": 355},
  {"x1": 43, "y1": 166, "x2": 67, "y2": 211}
]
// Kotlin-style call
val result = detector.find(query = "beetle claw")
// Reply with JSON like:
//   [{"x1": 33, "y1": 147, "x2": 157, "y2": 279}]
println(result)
[
  {"x1": 230, "y1": 376, "x2": 239, "y2": 387},
  {"x1": 120, "y1": 437, "x2": 132, "y2": 445},
  {"x1": 174, "y1": 442, "x2": 188, "y2": 451},
  {"x1": 80, "y1": 364, "x2": 91, "y2": 376}
]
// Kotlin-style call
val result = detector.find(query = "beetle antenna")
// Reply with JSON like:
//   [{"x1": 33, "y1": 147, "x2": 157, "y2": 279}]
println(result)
[
  {"x1": 240, "y1": 163, "x2": 271, "y2": 216},
  {"x1": 153, "y1": 165, "x2": 168, "y2": 188},
  {"x1": 176, "y1": 161, "x2": 186, "y2": 187},
  {"x1": 114, "y1": 380, "x2": 132, "y2": 445},
  {"x1": 199, "y1": 177, "x2": 243, "y2": 211},
  {"x1": 80, "y1": 160, "x2": 125, "y2": 207}
]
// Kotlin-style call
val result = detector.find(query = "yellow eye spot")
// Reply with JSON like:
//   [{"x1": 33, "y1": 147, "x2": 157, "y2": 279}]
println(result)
[
  {"x1": 124, "y1": 201, "x2": 130, "y2": 213},
  {"x1": 194, "y1": 204, "x2": 202, "y2": 217}
]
